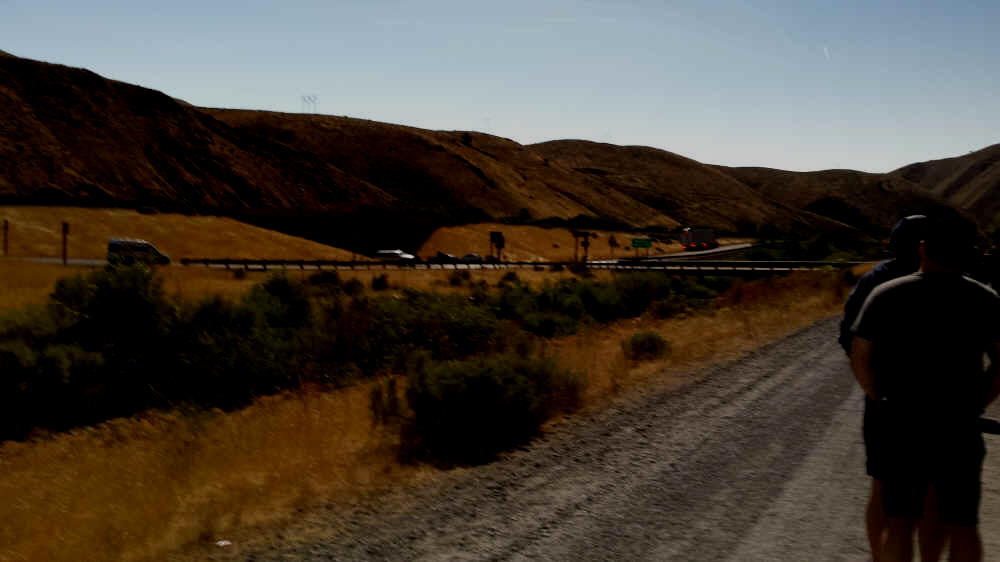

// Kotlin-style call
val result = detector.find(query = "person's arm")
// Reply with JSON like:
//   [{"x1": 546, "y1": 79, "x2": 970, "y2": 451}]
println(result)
[
  {"x1": 851, "y1": 336, "x2": 879, "y2": 400},
  {"x1": 985, "y1": 342, "x2": 1000, "y2": 408},
  {"x1": 839, "y1": 275, "x2": 874, "y2": 355}
]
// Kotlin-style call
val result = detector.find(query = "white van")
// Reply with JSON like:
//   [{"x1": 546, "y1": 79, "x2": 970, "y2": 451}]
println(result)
[
  {"x1": 373, "y1": 249, "x2": 418, "y2": 262},
  {"x1": 107, "y1": 238, "x2": 171, "y2": 265}
]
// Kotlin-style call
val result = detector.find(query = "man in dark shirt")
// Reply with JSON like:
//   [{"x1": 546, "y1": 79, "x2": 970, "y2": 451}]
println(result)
[
  {"x1": 851, "y1": 214, "x2": 1000, "y2": 562},
  {"x1": 840, "y1": 215, "x2": 927, "y2": 354},
  {"x1": 841, "y1": 215, "x2": 932, "y2": 560}
]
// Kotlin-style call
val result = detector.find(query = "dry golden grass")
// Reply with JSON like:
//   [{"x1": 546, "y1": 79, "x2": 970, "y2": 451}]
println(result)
[
  {"x1": 550, "y1": 271, "x2": 853, "y2": 404},
  {"x1": 0, "y1": 206, "x2": 356, "y2": 261},
  {"x1": 0, "y1": 384, "x2": 428, "y2": 562},
  {"x1": 0, "y1": 260, "x2": 98, "y2": 310},
  {"x1": 0, "y1": 269, "x2": 856, "y2": 561},
  {"x1": 0, "y1": 259, "x2": 615, "y2": 311},
  {"x1": 419, "y1": 222, "x2": 752, "y2": 262}
]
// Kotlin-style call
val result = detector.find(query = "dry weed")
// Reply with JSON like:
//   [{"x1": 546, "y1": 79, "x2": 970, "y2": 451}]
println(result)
[
  {"x1": 550, "y1": 271, "x2": 852, "y2": 404},
  {"x1": 0, "y1": 384, "x2": 419, "y2": 562},
  {"x1": 0, "y1": 260, "x2": 101, "y2": 310}
]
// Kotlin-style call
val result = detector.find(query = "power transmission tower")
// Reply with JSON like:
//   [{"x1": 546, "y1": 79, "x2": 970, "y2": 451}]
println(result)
[{"x1": 301, "y1": 94, "x2": 317, "y2": 114}]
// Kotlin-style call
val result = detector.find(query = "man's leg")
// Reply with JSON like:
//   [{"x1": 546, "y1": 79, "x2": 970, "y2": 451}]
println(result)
[
  {"x1": 935, "y1": 430, "x2": 985, "y2": 562},
  {"x1": 880, "y1": 470, "x2": 925, "y2": 562},
  {"x1": 947, "y1": 525, "x2": 981, "y2": 562},
  {"x1": 863, "y1": 397, "x2": 889, "y2": 560},
  {"x1": 882, "y1": 517, "x2": 917, "y2": 562},
  {"x1": 868, "y1": 479, "x2": 887, "y2": 561},
  {"x1": 917, "y1": 485, "x2": 947, "y2": 561}
]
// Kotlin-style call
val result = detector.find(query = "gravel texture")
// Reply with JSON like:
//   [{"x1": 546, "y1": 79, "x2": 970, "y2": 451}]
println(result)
[{"x1": 217, "y1": 317, "x2": 1000, "y2": 561}]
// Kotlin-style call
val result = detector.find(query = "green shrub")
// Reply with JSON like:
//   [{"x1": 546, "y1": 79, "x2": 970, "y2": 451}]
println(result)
[
  {"x1": 648, "y1": 297, "x2": 688, "y2": 319},
  {"x1": 243, "y1": 273, "x2": 312, "y2": 331},
  {"x1": 372, "y1": 291, "x2": 500, "y2": 361},
  {"x1": 577, "y1": 281, "x2": 622, "y2": 323},
  {"x1": 404, "y1": 356, "x2": 580, "y2": 465},
  {"x1": 522, "y1": 311, "x2": 578, "y2": 338},
  {"x1": 494, "y1": 281, "x2": 537, "y2": 322},
  {"x1": 171, "y1": 295, "x2": 299, "y2": 409},
  {"x1": 0, "y1": 257, "x2": 731, "y2": 443},
  {"x1": 448, "y1": 270, "x2": 470, "y2": 286},
  {"x1": 49, "y1": 264, "x2": 172, "y2": 353},
  {"x1": 622, "y1": 331, "x2": 671, "y2": 361},
  {"x1": 308, "y1": 270, "x2": 341, "y2": 286},
  {"x1": 342, "y1": 278, "x2": 364, "y2": 296},
  {"x1": 0, "y1": 340, "x2": 41, "y2": 440},
  {"x1": 371, "y1": 274, "x2": 390, "y2": 291}
]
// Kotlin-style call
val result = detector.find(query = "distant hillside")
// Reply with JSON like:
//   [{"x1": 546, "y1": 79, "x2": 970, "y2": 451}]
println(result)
[
  {"x1": 1, "y1": 50, "x2": 987, "y2": 251},
  {"x1": 0, "y1": 51, "x2": 383, "y2": 214},
  {"x1": 890, "y1": 144, "x2": 1000, "y2": 224},
  {"x1": 713, "y1": 166, "x2": 943, "y2": 235},
  {"x1": 531, "y1": 140, "x2": 856, "y2": 235},
  {"x1": 205, "y1": 110, "x2": 671, "y2": 229}
]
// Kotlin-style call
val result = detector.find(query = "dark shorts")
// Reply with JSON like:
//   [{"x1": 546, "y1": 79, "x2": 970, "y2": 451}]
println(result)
[{"x1": 879, "y1": 422, "x2": 985, "y2": 527}]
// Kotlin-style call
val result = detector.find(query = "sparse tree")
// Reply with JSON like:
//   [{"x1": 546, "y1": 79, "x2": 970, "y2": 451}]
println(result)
[{"x1": 609, "y1": 235, "x2": 619, "y2": 259}]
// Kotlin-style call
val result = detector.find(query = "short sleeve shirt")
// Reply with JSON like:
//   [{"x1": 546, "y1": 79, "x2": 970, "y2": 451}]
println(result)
[
  {"x1": 839, "y1": 259, "x2": 917, "y2": 354},
  {"x1": 852, "y1": 272, "x2": 1000, "y2": 421}
]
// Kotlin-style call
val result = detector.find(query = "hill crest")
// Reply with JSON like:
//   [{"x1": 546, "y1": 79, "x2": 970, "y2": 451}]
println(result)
[{"x1": 0, "y1": 51, "x2": 981, "y2": 249}]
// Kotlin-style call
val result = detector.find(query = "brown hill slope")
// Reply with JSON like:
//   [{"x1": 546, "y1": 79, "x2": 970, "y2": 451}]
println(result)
[
  {"x1": 204, "y1": 110, "x2": 670, "y2": 228},
  {"x1": 1, "y1": 51, "x2": 960, "y2": 248},
  {"x1": 0, "y1": 206, "x2": 356, "y2": 260},
  {"x1": 713, "y1": 166, "x2": 944, "y2": 235},
  {"x1": 889, "y1": 144, "x2": 1000, "y2": 223},
  {"x1": 531, "y1": 140, "x2": 858, "y2": 234},
  {"x1": 0, "y1": 53, "x2": 385, "y2": 213}
]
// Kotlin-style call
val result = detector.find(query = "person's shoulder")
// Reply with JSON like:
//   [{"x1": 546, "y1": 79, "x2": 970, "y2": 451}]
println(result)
[
  {"x1": 867, "y1": 271, "x2": 921, "y2": 300},
  {"x1": 959, "y1": 274, "x2": 999, "y2": 298},
  {"x1": 852, "y1": 260, "x2": 899, "y2": 291},
  {"x1": 865, "y1": 260, "x2": 894, "y2": 278},
  {"x1": 862, "y1": 259, "x2": 916, "y2": 284}
]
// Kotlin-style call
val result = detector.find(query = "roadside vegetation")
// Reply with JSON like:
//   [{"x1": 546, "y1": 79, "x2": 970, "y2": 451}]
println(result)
[
  {"x1": 0, "y1": 262, "x2": 861, "y2": 561},
  {"x1": 0, "y1": 264, "x2": 729, "y2": 444}
]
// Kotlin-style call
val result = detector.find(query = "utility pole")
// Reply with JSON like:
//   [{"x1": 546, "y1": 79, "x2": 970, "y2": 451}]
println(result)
[{"x1": 62, "y1": 221, "x2": 69, "y2": 266}]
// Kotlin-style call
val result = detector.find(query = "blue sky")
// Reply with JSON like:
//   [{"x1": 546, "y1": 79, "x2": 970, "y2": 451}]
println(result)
[{"x1": 2, "y1": 0, "x2": 998, "y2": 172}]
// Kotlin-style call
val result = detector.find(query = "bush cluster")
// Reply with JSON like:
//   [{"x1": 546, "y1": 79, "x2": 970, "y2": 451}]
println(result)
[
  {"x1": 404, "y1": 356, "x2": 580, "y2": 465},
  {"x1": 0, "y1": 267, "x2": 727, "y2": 459},
  {"x1": 622, "y1": 331, "x2": 671, "y2": 361},
  {"x1": 0, "y1": 267, "x2": 316, "y2": 439},
  {"x1": 489, "y1": 273, "x2": 728, "y2": 338}
]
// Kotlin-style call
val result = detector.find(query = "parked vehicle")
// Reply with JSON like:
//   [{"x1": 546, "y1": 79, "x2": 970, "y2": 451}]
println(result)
[
  {"x1": 429, "y1": 251, "x2": 459, "y2": 264},
  {"x1": 679, "y1": 228, "x2": 719, "y2": 251},
  {"x1": 107, "y1": 238, "x2": 170, "y2": 265},
  {"x1": 459, "y1": 253, "x2": 484, "y2": 264}
]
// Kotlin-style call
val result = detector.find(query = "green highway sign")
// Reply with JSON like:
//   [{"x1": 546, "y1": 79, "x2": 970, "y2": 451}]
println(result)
[{"x1": 631, "y1": 238, "x2": 652, "y2": 248}]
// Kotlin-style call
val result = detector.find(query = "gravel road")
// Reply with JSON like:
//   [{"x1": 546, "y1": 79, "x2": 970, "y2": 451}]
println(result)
[{"x1": 240, "y1": 317, "x2": 1000, "y2": 561}]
